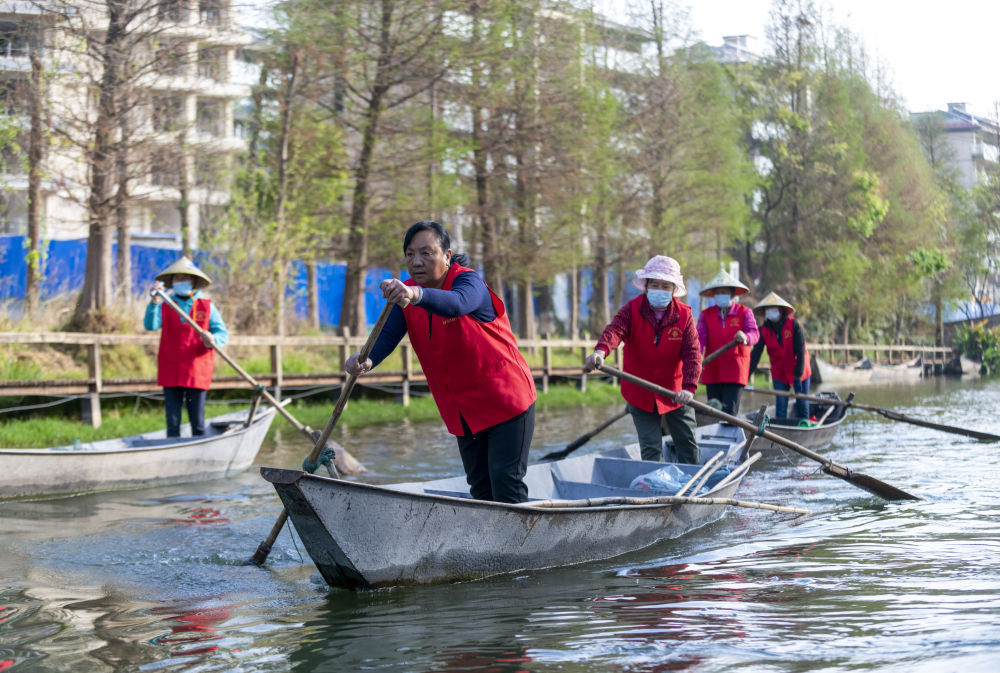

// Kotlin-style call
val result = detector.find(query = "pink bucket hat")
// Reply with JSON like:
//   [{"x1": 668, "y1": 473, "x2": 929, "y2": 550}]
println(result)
[{"x1": 632, "y1": 255, "x2": 686, "y2": 297}]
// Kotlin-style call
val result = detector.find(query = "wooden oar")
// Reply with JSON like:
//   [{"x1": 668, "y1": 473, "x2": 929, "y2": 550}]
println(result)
[
  {"x1": 528, "y1": 494, "x2": 808, "y2": 515},
  {"x1": 250, "y1": 300, "x2": 395, "y2": 566},
  {"x1": 598, "y1": 365, "x2": 919, "y2": 501},
  {"x1": 540, "y1": 408, "x2": 629, "y2": 461},
  {"x1": 675, "y1": 450, "x2": 724, "y2": 497},
  {"x1": 153, "y1": 289, "x2": 361, "y2": 469},
  {"x1": 702, "y1": 337, "x2": 741, "y2": 365},
  {"x1": 744, "y1": 385, "x2": 1000, "y2": 442}
]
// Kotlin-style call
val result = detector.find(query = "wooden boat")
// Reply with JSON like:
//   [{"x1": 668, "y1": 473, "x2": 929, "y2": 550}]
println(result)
[
  {"x1": 263, "y1": 423, "x2": 756, "y2": 590},
  {"x1": 814, "y1": 356, "x2": 873, "y2": 384},
  {"x1": 0, "y1": 406, "x2": 277, "y2": 500},
  {"x1": 745, "y1": 391, "x2": 847, "y2": 453},
  {"x1": 870, "y1": 356, "x2": 923, "y2": 382}
]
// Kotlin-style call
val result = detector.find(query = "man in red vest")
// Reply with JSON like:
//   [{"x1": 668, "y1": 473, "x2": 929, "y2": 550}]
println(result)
[
  {"x1": 697, "y1": 269, "x2": 759, "y2": 415},
  {"x1": 583, "y1": 256, "x2": 702, "y2": 463},
  {"x1": 748, "y1": 292, "x2": 812, "y2": 420},
  {"x1": 145, "y1": 257, "x2": 228, "y2": 437},
  {"x1": 345, "y1": 221, "x2": 537, "y2": 503}
]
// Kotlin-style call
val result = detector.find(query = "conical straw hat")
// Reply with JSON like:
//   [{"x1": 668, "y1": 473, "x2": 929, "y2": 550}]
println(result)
[
  {"x1": 155, "y1": 256, "x2": 212, "y2": 289},
  {"x1": 753, "y1": 291, "x2": 794, "y2": 314},
  {"x1": 700, "y1": 269, "x2": 749, "y2": 296}
]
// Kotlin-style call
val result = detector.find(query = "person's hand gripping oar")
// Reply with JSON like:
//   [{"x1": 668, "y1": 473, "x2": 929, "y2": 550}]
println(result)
[{"x1": 250, "y1": 299, "x2": 395, "y2": 566}]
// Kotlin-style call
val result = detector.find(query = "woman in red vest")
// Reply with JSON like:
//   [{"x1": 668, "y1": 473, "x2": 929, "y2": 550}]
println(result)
[
  {"x1": 583, "y1": 256, "x2": 702, "y2": 463},
  {"x1": 144, "y1": 257, "x2": 228, "y2": 437},
  {"x1": 748, "y1": 292, "x2": 812, "y2": 420},
  {"x1": 345, "y1": 221, "x2": 537, "y2": 503},
  {"x1": 696, "y1": 269, "x2": 759, "y2": 415}
]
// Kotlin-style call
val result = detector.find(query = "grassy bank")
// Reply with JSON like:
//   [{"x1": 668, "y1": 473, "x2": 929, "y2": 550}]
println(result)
[{"x1": 0, "y1": 381, "x2": 626, "y2": 449}]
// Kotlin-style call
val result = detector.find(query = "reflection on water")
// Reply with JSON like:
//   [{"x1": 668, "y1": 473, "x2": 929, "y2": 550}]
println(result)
[{"x1": 2, "y1": 378, "x2": 1000, "y2": 671}]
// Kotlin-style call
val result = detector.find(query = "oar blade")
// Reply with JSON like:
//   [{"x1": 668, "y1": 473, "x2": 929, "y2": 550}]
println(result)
[{"x1": 821, "y1": 466, "x2": 919, "y2": 501}]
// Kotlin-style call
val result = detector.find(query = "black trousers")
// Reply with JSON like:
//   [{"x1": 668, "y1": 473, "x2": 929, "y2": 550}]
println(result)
[
  {"x1": 164, "y1": 387, "x2": 208, "y2": 437},
  {"x1": 457, "y1": 403, "x2": 535, "y2": 503},
  {"x1": 705, "y1": 382, "x2": 744, "y2": 416}
]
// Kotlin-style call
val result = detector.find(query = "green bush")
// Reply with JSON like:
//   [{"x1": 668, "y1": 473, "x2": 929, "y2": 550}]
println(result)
[{"x1": 954, "y1": 321, "x2": 1000, "y2": 374}]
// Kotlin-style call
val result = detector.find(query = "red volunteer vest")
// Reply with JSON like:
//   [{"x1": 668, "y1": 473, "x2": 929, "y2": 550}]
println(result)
[
  {"x1": 403, "y1": 264, "x2": 537, "y2": 436},
  {"x1": 621, "y1": 296, "x2": 692, "y2": 415},
  {"x1": 700, "y1": 304, "x2": 752, "y2": 385},
  {"x1": 157, "y1": 298, "x2": 216, "y2": 390},
  {"x1": 761, "y1": 317, "x2": 812, "y2": 386}
]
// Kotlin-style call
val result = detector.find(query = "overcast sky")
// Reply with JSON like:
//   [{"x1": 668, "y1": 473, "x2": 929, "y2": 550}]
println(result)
[{"x1": 598, "y1": 0, "x2": 1000, "y2": 118}]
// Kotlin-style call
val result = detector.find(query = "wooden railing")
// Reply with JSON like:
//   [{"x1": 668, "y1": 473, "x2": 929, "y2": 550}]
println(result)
[{"x1": 0, "y1": 332, "x2": 954, "y2": 427}]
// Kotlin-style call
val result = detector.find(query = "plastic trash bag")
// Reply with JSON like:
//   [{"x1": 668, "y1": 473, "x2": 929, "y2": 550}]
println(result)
[{"x1": 629, "y1": 464, "x2": 688, "y2": 492}]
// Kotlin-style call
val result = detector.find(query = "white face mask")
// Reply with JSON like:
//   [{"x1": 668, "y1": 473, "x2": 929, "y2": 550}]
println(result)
[
  {"x1": 647, "y1": 289, "x2": 673, "y2": 309},
  {"x1": 714, "y1": 293, "x2": 731, "y2": 309},
  {"x1": 765, "y1": 308, "x2": 781, "y2": 322}
]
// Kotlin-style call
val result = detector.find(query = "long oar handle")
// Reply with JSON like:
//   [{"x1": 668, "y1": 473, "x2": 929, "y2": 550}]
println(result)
[
  {"x1": 702, "y1": 337, "x2": 741, "y2": 365},
  {"x1": 599, "y1": 365, "x2": 837, "y2": 468},
  {"x1": 744, "y1": 385, "x2": 1000, "y2": 441},
  {"x1": 528, "y1": 494, "x2": 808, "y2": 515},
  {"x1": 250, "y1": 301, "x2": 395, "y2": 566},
  {"x1": 597, "y1": 364, "x2": 918, "y2": 501},
  {"x1": 301, "y1": 301, "x2": 395, "y2": 469}
]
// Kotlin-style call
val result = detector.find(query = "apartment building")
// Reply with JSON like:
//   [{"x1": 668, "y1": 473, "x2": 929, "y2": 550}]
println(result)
[{"x1": 0, "y1": 0, "x2": 251, "y2": 247}]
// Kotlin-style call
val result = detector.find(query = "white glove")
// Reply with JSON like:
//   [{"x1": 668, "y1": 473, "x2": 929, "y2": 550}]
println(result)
[
  {"x1": 583, "y1": 350, "x2": 605, "y2": 373},
  {"x1": 149, "y1": 281, "x2": 164, "y2": 305},
  {"x1": 674, "y1": 389, "x2": 694, "y2": 405},
  {"x1": 345, "y1": 352, "x2": 373, "y2": 377},
  {"x1": 735, "y1": 330, "x2": 748, "y2": 345}
]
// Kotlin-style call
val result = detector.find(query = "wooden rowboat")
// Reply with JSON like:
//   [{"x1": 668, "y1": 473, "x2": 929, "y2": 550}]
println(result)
[
  {"x1": 263, "y1": 422, "x2": 761, "y2": 590},
  {"x1": 814, "y1": 356, "x2": 873, "y2": 384},
  {"x1": 870, "y1": 356, "x2": 923, "y2": 382},
  {"x1": 0, "y1": 406, "x2": 277, "y2": 500},
  {"x1": 746, "y1": 391, "x2": 847, "y2": 453}
]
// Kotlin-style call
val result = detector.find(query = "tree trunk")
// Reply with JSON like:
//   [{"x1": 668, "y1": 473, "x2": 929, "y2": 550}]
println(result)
[
  {"x1": 591, "y1": 228, "x2": 610, "y2": 334},
  {"x1": 114, "y1": 85, "x2": 130, "y2": 300},
  {"x1": 341, "y1": 1, "x2": 393, "y2": 335},
  {"x1": 307, "y1": 260, "x2": 319, "y2": 329},
  {"x1": 25, "y1": 47, "x2": 44, "y2": 315},
  {"x1": 73, "y1": 1, "x2": 126, "y2": 329}
]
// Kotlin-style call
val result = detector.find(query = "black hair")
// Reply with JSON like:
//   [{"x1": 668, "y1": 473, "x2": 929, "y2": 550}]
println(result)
[{"x1": 403, "y1": 220, "x2": 470, "y2": 266}]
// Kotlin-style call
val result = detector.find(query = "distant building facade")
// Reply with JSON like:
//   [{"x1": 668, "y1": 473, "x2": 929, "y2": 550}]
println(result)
[
  {"x1": 0, "y1": 0, "x2": 251, "y2": 247},
  {"x1": 916, "y1": 102, "x2": 1000, "y2": 191}
]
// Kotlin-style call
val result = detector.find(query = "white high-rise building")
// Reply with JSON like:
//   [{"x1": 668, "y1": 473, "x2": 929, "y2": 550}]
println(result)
[{"x1": 0, "y1": 0, "x2": 251, "y2": 247}]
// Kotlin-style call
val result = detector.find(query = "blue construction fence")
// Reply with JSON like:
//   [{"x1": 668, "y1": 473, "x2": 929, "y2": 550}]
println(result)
[{"x1": 1, "y1": 235, "x2": 645, "y2": 328}]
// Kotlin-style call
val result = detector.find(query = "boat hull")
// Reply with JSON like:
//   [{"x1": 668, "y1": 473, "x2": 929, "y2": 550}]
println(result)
[
  {"x1": 0, "y1": 406, "x2": 276, "y2": 499},
  {"x1": 744, "y1": 393, "x2": 846, "y2": 453},
  {"x1": 263, "y1": 423, "x2": 753, "y2": 589}
]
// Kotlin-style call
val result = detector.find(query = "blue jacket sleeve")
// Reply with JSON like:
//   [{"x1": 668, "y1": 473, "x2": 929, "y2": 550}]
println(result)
[
  {"x1": 368, "y1": 304, "x2": 408, "y2": 368},
  {"x1": 417, "y1": 271, "x2": 496, "y2": 322},
  {"x1": 144, "y1": 302, "x2": 162, "y2": 331},
  {"x1": 209, "y1": 304, "x2": 228, "y2": 348}
]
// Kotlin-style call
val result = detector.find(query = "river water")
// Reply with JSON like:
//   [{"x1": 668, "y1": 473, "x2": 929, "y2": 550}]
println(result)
[{"x1": 3, "y1": 377, "x2": 1000, "y2": 672}]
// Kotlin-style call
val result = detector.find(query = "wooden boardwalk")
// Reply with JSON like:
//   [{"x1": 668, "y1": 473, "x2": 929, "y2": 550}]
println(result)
[{"x1": 0, "y1": 332, "x2": 955, "y2": 427}]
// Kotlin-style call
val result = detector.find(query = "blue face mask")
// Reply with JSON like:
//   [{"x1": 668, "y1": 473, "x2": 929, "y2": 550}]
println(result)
[
  {"x1": 647, "y1": 289, "x2": 672, "y2": 309},
  {"x1": 714, "y1": 293, "x2": 731, "y2": 309},
  {"x1": 173, "y1": 281, "x2": 193, "y2": 297}
]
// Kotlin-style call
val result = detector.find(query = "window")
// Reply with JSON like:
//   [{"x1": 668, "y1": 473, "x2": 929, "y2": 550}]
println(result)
[
  {"x1": 150, "y1": 149, "x2": 183, "y2": 187},
  {"x1": 199, "y1": 1, "x2": 223, "y2": 27},
  {"x1": 0, "y1": 21, "x2": 36, "y2": 59},
  {"x1": 152, "y1": 95, "x2": 185, "y2": 132},
  {"x1": 196, "y1": 99, "x2": 224, "y2": 137},
  {"x1": 155, "y1": 41, "x2": 189, "y2": 78},
  {"x1": 197, "y1": 47, "x2": 225, "y2": 81},
  {"x1": 160, "y1": 0, "x2": 188, "y2": 24}
]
